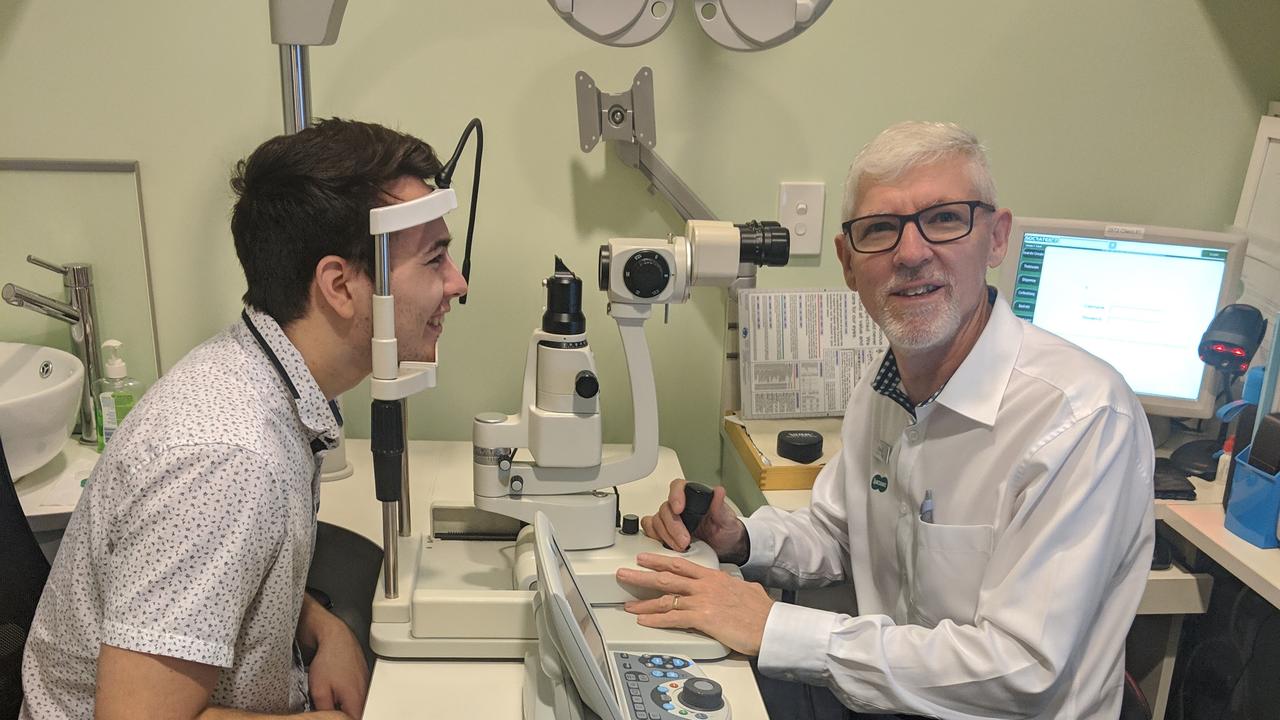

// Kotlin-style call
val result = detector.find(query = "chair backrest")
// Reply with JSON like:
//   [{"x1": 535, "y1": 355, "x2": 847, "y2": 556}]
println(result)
[{"x1": 0, "y1": 436, "x2": 52, "y2": 718}]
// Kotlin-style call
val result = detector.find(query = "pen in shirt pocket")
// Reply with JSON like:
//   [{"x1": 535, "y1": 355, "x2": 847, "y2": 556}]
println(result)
[{"x1": 920, "y1": 489, "x2": 934, "y2": 524}]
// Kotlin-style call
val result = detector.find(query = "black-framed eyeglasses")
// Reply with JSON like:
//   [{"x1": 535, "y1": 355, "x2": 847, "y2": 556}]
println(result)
[{"x1": 842, "y1": 200, "x2": 996, "y2": 254}]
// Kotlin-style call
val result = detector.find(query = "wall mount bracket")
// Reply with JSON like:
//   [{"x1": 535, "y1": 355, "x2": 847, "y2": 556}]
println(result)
[{"x1": 575, "y1": 67, "x2": 717, "y2": 222}]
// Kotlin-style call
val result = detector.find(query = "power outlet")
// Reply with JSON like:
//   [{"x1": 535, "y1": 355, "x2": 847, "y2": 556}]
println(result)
[{"x1": 778, "y1": 181, "x2": 825, "y2": 257}]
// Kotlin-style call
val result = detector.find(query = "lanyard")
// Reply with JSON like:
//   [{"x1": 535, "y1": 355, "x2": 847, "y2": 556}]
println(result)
[{"x1": 241, "y1": 310, "x2": 341, "y2": 456}]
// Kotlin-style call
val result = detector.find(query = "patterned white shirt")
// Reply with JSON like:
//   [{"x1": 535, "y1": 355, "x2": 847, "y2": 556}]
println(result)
[
  {"x1": 745, "y1": 290, "x2": 1156, "y2": 719},
  {"x1": 21, "y1": 308, "x2": 339, "y2": 718}
]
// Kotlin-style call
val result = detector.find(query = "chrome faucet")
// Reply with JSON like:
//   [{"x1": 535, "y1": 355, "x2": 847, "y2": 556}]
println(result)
[{"x1": 3, "y1": 255, "x2": 103, "y2": 445}]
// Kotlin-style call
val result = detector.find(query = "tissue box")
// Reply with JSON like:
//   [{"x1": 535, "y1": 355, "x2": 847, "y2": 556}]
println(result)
[{"x1": 1225, "y1": 445, "x2": 1280, "y2": 549}]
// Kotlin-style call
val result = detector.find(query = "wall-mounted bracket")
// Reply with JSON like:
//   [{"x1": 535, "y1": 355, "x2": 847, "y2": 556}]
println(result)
[
  {"x1": 575, "y1": 67, "x2": 717, "y2": 223},
  {"x1": 576, "y1": 67, "x2": 656, "y2": 151}
]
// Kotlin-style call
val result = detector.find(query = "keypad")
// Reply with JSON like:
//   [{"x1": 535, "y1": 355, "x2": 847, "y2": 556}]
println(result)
[{"x1": 613, "y1": 651, "x2": 722, "y2": 720}]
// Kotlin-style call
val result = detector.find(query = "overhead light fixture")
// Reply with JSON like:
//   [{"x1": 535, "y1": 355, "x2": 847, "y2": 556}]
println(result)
[
  {"x1": 694, "y1": 0, "x2": 831, "y2": 51},
  {"x1": 548, "y1": 0, "x2": 829, "y2": 50},
  {"x1": 547, "y1": 0, "x2": 676, "y2": 47}
]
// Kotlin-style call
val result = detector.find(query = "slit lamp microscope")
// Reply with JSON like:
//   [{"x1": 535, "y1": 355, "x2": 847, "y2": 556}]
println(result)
[{"x1": 370, "y1": 217, "x2": 788, "y2": 660}]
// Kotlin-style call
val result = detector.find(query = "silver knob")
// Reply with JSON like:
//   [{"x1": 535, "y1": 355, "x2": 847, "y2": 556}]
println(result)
[{"x1": 511, "y1": 477, "x2": 524, "y2": 494}]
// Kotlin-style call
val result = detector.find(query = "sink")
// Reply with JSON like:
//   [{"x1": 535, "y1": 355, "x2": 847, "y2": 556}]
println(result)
[{"x1": 0, "y1": 342, "x2": 84, "y2": 479}]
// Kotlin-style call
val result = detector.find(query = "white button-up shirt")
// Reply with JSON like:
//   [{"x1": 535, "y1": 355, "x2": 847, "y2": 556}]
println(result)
[
  {"x1": 22, "y1": 308, "x2": 339, "y2": 719},
  {"x1": 744, "y1": 291, "x2": 1155, "y2": 719}
]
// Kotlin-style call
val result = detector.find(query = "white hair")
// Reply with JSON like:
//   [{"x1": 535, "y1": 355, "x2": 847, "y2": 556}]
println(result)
[{"x1": 841, "y1": 121, "x2": 997, "y2": 220}]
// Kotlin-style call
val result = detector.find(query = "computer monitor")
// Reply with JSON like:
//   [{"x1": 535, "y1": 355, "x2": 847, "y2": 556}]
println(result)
[
  {"x1": 998, "y1": 217, "x2": 1246, "y2": 419},
  {"x1": 532, "y1": 512, "x2": 626, "y2": 720}
]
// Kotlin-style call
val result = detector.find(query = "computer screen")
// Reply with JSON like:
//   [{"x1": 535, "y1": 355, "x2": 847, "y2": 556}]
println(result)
[
  {"x1": 999, "y1": 218, "x2": 1246, "y2": 419},
  {"x1": 532, "y1": 512, "x2": 622, "y2": 720}
]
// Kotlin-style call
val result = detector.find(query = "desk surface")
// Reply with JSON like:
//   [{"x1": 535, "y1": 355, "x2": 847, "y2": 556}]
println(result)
[
  {"x1": 1163, "y1": 503, "x2": 1280, "y2": 609},
  {"x1": 324, "y1": 439, "x2": 769, "y2": 720},
  {"x1": 365, "y1": 656, "x2": 762, "y2": 718},
  {"x1": 14, "y1": 440, "x2": 98, "y2": 531}
]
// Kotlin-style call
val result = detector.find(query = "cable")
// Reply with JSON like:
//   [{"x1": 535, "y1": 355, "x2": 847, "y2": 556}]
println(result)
[
  {"x1": 613, "y1": 486, "x2": 621, "y2": 528},
  {"x1": 435, "y1": 118, "x2": 484, "y2": 305},
  {"x1": 1214, "y1": 372, "x2": 1235, "y2": 444}
]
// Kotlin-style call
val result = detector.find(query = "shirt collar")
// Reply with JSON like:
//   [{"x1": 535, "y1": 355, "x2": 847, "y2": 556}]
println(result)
[
  {"x1": 932, "y1": 288, "x2": 1023, "y2": 427},
  {"x1": 871, "y1": 351, "x2": 944, "y2": 419},
  {"x1": 237, "y1": 307, "x2": 341, "y2": 450}
]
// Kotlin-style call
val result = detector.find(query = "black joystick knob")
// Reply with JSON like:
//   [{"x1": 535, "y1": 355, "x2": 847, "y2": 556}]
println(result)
[
  {"x1": 622, "y1": 250, "x2": 671, "y2": 299},
  {"x1": 680, "y1": 482, "x2": 714, "y2": 540},
  {"x1": 575, "y1": 371, "x2": 599, "y2": 399},
  {"x1": 679, "y1": 677, "x2": 724, "y2": 711},
  {"x1": 620, "y1": 514, "x2": 640, "y2": 535}
]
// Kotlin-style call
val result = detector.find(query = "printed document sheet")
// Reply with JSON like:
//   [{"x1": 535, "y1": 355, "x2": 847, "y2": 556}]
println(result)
[{"x1": 738, "y1": 289, "x2": 887, "y2": 419}]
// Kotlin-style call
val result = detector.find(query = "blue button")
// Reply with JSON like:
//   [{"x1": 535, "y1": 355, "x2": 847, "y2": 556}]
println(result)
[
  {"x1": 665, "y1": 671, "x2": 678, "y2": 678},
  {"x1": 672, "y1": 658, "x2": 685, "y2": 667},
  {"x1": 657, "y1": 686, "x2": 669, "y2": 694},
  {"x1": 651, "y1": 670, "x2": 664, "y2": 677},
  {"x1": 663, "y1": 703, "x2": 675, "y2": 711},
  {"x1": 653, "y1": 656, "x2": 665, "y2": 664}
]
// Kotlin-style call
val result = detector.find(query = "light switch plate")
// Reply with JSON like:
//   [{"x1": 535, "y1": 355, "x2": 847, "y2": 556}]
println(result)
[{"x1": 778, "y1": 181, "x2": 825, "y2": 257}]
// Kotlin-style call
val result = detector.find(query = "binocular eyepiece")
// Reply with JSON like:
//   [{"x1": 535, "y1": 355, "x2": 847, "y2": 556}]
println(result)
[{"x1": 735, "y1": 220, "x2": 790, "y2": 268}]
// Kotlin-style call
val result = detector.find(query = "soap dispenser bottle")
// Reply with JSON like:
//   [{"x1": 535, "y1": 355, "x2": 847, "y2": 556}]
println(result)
[{"x1": 94, "y1": 339, "x2": 144, "y2": 451}]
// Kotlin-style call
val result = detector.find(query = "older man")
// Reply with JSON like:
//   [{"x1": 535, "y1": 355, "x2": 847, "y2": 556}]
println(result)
[{"x1": 621, "y1": 121, "x2": 1155, "y2": 719}]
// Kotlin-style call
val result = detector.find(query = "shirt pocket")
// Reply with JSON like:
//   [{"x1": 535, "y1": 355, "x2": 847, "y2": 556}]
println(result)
[{"x1": 908, "y1": 517, "x2": 994, "y2": 628}]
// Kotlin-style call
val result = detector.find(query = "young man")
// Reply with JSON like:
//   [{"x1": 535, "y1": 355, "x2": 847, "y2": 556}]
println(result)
[
  {"x1": 21, "y1": 119, "x2": 469, "y2": 719},
  {"x1": 621, "y1": 121, "x2": 1155, "y2": 719}
]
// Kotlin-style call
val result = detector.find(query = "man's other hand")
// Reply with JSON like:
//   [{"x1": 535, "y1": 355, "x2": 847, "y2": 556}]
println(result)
[
  {"x1": 303, "y1": 608, "x2": 369, "y2": 719},
  {"x1": 641, "y1": 479, "x2": 749, "y2": 561},
  {"x1": 617, "y1": 553, "x2": 774, "y2": 656}
]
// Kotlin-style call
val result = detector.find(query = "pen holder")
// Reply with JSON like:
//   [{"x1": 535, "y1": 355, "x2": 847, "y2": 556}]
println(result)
[{"x1": 1224, "y1": 445, "x2": 1280, "y2": 549}]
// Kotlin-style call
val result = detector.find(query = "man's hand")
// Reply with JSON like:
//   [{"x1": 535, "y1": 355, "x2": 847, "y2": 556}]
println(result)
[
  {"x1": 298, "y1": 596, "x2": 369, "y2": 719},
  {"x1": 616, "y1": 553, "x2": 774, "y2": 656},
  {"x1": 642, "y1": 479, "x2": 749, "y2": 561}
]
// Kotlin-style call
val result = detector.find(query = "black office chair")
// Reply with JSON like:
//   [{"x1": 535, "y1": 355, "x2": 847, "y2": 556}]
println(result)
[
  {"x1": 1119, "y1": 670, "x2": 1152, "y2": 720},
  {"x1": 304, "y1": 521, "x2": 384, "y2": 671},
  {"x1": 0, "y1": 436, "x2": 52, "y2": 718}
]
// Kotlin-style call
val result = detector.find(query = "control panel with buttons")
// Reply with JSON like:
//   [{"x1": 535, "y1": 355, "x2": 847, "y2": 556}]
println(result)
[{"x1": 611, "y1": 651, "x2": 731, "y2": 720}]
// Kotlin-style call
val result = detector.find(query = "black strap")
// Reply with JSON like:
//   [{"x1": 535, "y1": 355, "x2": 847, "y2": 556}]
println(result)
[
  {"x1": 242, "y1": 311, "x2": 340, "y2": 457},
  {"x1": 241, "y1": 310, "x2": 301, "y2": 400}
]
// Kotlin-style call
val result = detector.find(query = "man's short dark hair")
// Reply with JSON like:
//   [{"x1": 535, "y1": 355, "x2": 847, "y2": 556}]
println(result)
[{"x1": 230, "y1": 118, "x2": 443, "y2": 325}]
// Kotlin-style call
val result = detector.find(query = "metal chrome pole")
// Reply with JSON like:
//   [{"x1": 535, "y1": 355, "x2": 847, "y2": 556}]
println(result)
[
  {"x1": 399, "y1": 399, "x2": 412, "y2": 537},
  {"x1": 381, "y1": 504, "x2": 399, "y2": 598},
  {"x1": 278, "y1": 44, "x2": 310, "y2": 134},
  {"x1": 374, "y1": 232, "x2": 401, "y2": 598}
]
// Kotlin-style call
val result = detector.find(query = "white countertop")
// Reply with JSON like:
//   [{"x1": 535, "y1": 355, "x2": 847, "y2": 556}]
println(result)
[
  {"x1": 14, "y1": 439, "x2": 98, "y2": 531},
  {"x1": 1163, "y1": 502, "x2": 1280, "y2": 609}
]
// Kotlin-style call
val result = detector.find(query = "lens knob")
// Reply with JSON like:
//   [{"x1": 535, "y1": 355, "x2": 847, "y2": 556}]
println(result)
[
  {"x1": 597, "y1": 245, "x2": 612, "y2": 291},
  {"x1": 620, "y1": 514, "x2": 640, "y2": 535},
  {"x1": 622, "y1": 250, "x2": 670, "y2": 299},
  {"x1": 575, "y1": 371, "x2": 600, "y2": 399},
  {"x1": 679, "y1": 677, "x2": 724, "y2": 711}
]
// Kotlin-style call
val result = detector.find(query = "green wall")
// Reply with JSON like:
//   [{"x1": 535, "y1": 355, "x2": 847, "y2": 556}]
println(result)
[{"x1": 1, "y1": 1, "x2": 1277, "y2": 485}]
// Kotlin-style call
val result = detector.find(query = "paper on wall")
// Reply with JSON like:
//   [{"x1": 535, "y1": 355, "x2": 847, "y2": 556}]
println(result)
[{"x1": 737, "y1": 289, "x2": 887, "y2": 419}]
